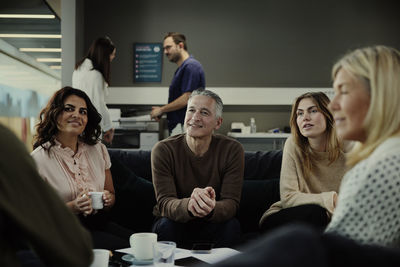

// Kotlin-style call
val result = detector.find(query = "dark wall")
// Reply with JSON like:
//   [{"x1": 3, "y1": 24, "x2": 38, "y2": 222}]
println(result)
[{"x1": 82, "y1": 0, "x2": 400, "y2": 87}]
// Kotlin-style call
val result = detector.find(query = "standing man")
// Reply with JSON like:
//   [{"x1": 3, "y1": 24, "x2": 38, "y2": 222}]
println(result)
[
  {"x1": 150, "y1": 32, "x2": 205, "y2": 135},
  {"x1": 151, "y1": 89, "x2": 244, "y2": 249}
]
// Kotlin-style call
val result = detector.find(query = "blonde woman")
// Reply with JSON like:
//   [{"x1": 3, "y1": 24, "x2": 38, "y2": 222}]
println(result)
[
  {"x1": 260, "y1": 92, "x2": 348, "y2": 232},
  {"x1": 326, "y1": 45, "x2": 400, "y2": 248},
  {"x1": 211, "y1": 47, "x2": 400, "y2": 267}
]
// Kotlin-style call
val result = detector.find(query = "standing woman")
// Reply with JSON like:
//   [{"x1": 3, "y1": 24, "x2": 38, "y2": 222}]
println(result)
[
  {"x1": 259, "y1": 92, "x2": 348, "y2": 232},
  {"x1": 326, "y1": 46, "x2": 400, "y2": 248},
  {"x1": 73, "y1": 36, "x2": 116, "y2": 144},
  {"x1": 31, "y1": 87, "x2": 131, "y2": 249}
]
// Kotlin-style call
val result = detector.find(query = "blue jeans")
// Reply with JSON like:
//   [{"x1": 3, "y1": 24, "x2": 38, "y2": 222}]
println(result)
[{"x1": 152, "y1": 217, "x2": 241, "y2": 249}]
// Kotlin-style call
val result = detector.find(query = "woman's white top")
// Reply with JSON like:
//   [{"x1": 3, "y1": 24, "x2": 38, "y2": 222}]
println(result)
[
  {"x1": 72, "y1": 58, "x2": 112, "y2": 132},
  {"x1": 326, "y1": 137, "x2": 400, "y2": 248}
]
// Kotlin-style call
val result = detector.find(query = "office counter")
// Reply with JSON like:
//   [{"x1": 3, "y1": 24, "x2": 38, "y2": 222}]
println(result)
[{"x1": 227, "y1": 132, "x2": 290, "y2": 151}]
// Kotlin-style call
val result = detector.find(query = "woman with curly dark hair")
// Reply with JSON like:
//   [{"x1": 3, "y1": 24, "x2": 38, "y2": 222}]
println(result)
[
  {"x1": 33, "y1": 86, "x2": 102, "y2": 151},
  {"x1": 31, "y1": 86, "x2": 131, "y2": 250}
]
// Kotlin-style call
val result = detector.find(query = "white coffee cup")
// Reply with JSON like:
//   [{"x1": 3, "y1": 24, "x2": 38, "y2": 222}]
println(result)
[
  {"x1": 90, "y1": 249, "x2": 109, "y2": 267},
  {"x1": 130, "y1": 232, "x2": 157, "y2": 260},
  {"x1": 88, "y1": 192, "x2": 104, "y2": 210}
]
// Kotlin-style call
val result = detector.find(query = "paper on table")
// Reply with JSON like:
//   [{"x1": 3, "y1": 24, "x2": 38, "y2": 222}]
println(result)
[
  {"x1": 116, "y1": 247, "x2": 192, "y2": 257},
  {"x1": 192, "y1": 248, "x2": 240, "y2": 264},
  {"x1": 174, "y1": 248, "x2": 192, "y2": 260},
  {"x1": 116, "y1": 247, "x2": 240, "y2": 265}
]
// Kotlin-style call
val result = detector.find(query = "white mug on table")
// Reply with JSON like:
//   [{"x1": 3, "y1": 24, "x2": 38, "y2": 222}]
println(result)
[{"x1": 130, "y1": 232, "x2": 157, "y2": 260}]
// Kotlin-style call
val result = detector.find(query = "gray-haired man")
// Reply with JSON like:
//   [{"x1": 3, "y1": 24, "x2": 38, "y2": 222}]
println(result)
[{"x1": 151, "y1": 89, "x2": 244, "y2": 248}]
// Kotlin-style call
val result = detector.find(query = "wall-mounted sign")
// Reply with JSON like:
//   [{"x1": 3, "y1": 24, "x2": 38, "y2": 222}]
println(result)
[{"x1": 134, "y1": 43, "x2": 163, "y2": 82}]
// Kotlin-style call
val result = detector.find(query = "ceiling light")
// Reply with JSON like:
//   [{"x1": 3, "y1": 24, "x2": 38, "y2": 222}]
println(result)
[
  {"x1": 36, "y1": 58, "x2": 61, "y2": 62},
  {"x1": 0, "y1": 14, "x2": 55, "y2": 19},
  {"x1": 50, "y1": 65, "x2": 62, "y2": 70},
  {"x1": 0, "y1": 34, "x2": 61, "y2": 38},
  {"x1": 20, "y1": 48, "x2": 61, "y2": 52}
]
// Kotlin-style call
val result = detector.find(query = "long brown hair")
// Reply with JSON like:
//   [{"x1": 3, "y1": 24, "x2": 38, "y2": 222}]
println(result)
[
  {"x1": 290, "y1": 92, "x2": 341, "y2": 177},
  {"x1": 33, "y1": 87, "x2": 102, "y2": 153},
  {"x1": 75, "y1": 36, "x2": 115, "y2": 85}
]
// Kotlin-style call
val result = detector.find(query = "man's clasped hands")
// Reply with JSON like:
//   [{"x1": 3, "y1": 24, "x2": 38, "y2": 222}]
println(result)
[{"x1": 188, "y1": 186, "x2": 216, "y2": 218}]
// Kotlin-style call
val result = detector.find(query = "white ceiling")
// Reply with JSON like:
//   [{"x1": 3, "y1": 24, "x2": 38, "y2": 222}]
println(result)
[
  {"x1": 0, "y1": 0, "x2": 61, "y2": 69},
  {"x1": 0, "y1": 0, "x2": 61, "y2": 97}
]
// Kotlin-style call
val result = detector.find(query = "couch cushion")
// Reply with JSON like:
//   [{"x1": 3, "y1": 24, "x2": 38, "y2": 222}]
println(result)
[
  {"x1": 108, "y1": 149, "x2": 153, "y2": 182},
  {"x1": 244, "y1": 150, "x2": 283, "y2": 180},
  {"x1": 109, "y1": 155, "x2": 156, "y2": 232},
  {"x1": 239, "y1": 179, "x2": 280, "y2": 233}
]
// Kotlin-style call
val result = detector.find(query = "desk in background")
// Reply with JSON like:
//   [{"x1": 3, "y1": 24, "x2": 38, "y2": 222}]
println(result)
[{"x1": 227, "y1": 132, "x2": 290, "y2": 151}]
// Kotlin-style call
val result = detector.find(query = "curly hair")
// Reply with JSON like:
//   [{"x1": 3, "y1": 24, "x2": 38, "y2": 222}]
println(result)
[{"x1": 33, "y1": 87, "x2": 102, "y2": 152}]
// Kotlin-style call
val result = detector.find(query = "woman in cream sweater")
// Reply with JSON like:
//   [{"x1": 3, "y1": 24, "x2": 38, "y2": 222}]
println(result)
[{"x1": 260, "y1": 92, "x2": 348, "y2": 232}]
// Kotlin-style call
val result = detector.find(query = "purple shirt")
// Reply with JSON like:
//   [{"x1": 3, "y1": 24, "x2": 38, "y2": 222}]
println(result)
[{"x1": 167, "y1": 56, "x2": 205, "y2": 131}]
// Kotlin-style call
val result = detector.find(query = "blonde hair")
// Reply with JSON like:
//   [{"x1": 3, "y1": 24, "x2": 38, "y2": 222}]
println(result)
[
  {"x1": 332, "y1": 45, "x2": 400, "y2": 167},
  {"x1": 290, "y1": 92, "x2": 342, "y2": 178}
]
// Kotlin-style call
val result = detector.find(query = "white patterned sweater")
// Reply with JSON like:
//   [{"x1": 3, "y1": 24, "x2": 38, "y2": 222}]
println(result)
[{"x1": 326, "y1": 137, "x2": 400, "y2": 248}]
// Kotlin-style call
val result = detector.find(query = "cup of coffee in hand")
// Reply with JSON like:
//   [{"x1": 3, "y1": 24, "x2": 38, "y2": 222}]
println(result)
[
  {"x1": 88, "y1": 192, "x2": 104, "y2": 210},
  {"x1": 130, "y1": 233, "x2": 157, "y2": 260}
]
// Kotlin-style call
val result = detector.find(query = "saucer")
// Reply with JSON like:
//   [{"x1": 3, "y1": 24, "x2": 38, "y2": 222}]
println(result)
[{"x1": 121, "y1": 254, "x2": 153, "y2": 265}]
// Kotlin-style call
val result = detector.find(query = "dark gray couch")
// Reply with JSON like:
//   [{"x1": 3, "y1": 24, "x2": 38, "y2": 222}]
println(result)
[{"x1": 107, "y1": 149, "x2": 282, "y2": 240}]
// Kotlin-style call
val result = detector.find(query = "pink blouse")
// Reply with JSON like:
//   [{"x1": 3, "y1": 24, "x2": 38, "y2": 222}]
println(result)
[{"x1": 31, "y1": 140, "x2": 111, "y2": 202}]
